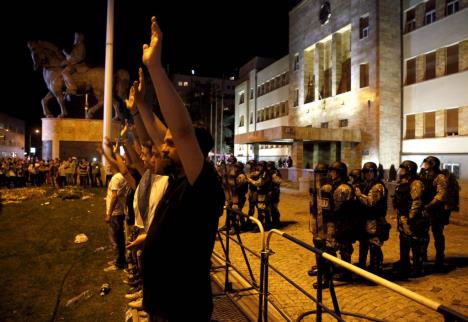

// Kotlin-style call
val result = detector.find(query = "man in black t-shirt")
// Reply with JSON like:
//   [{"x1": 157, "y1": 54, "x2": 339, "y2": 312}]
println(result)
[{"x1": 141, "y1": 17, "x2": 225, "y2": 321}]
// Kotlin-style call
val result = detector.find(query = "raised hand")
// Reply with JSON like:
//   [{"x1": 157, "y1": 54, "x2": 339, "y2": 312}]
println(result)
[
  {"x1": 125, "y1": 84, "x2": 136, "y2": 113},
  {"x1": 134, "y1": 68, "x2": 146, "y2": 106},
  {"x1": 120, "y1": 120, "x2": 129, "y2": 138},
  {"x1": 142, "y1": 16, "x2": 163, "y2": 69}
]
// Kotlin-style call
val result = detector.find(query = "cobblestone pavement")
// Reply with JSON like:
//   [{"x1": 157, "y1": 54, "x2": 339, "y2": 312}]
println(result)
[{"x1": 213, "y1": 189, "x2": 468, "y2": 321}]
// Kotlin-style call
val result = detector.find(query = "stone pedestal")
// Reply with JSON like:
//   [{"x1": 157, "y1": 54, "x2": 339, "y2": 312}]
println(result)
[{"x1": 41, "y1": 118, "x2": 120, "y2": 160}]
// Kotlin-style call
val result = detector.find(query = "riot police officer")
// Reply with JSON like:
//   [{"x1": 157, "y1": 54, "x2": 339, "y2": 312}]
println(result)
[
  {"x1": 247, "y1": 161, "x2": 272, "y2": 230},
  {"x1": 349, "y1": 168, "x2": 368, "y2": 269},
  {"x1": 354, "y1": 162, "x2": 388, "y2": 275},
  {"x1": 226, "y1": 162, "x2": 249, "y2": 231},
  {"x1": 308, "y1": 162, "x2": 330, "y2": 276},
  {"x1": 267, "y1": 161, "x2": 282, "y2": 229},
  {"x1": 246, "y1": 160, "x2": 259, "y2": 219},
  {"x1": 393, "y1": 160, "x2": 427, "y2": 277},
  {"x1": 326, "y1": 161, "x2": 355, "y2": 281},
  {"x1": 420, "y1": 156, "x2": 448, "y2": 270}
]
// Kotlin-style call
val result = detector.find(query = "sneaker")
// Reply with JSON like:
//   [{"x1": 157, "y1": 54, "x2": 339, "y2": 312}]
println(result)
[
  {"x1": 128, "y1": 298, "x2": 143, "y2": 309},
  {"x1": 125, "y1": 289, "x2": 143, "y2": 300},
  {"x1": 127, "y1": 285, "x2": 141, "y2": 294},
  {"x1": 104, "y1": 264, "x2": 121, "y2": 272}
]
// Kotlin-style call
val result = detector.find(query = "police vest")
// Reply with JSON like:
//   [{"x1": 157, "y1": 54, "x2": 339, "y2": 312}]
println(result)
[
  {"x1": 393, "y1": 178, "x2": 415, "y2": 215},
  {"x1": 362, "y1": 180, "x2": 387, "y2": 219}
]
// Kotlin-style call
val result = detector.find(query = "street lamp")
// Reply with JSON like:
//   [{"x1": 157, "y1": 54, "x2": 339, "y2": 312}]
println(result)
[{"x1": 29, "y1": 128, "x2": 40, "y2": 155}]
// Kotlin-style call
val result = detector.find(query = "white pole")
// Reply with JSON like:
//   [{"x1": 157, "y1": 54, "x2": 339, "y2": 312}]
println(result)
[
  {"x1": 214, "y1": 92, "x2": 218, "y2": 162},
  {"x1": 103, "y1": 0, "x2": 114, "y2": 148},
  {"x1": 220, "y1": 93, "x2": 224, "y2": 155}
]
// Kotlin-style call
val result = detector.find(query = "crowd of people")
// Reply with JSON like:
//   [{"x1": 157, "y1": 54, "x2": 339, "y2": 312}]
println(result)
[
  {"x1": 308, "y1": 156, "x2": 459, "y2": 284},
  {"x1": 0, "y1": 156, "x2": 105, "y2": 189}
]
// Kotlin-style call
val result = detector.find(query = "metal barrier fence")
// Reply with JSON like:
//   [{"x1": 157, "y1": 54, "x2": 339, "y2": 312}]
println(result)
[{"x1": 214, "y1": 207, "x2": 468, "y2": 322}]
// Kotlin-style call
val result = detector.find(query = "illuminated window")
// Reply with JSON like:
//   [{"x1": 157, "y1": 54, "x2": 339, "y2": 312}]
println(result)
[
  {"x1": 178, "y1": 81, "x2": 183, "y2": 86},
  {"x1": 446, "y1": 108, "x2": 459, "y2": 136},
  {"x1": 424, "y1": 111, "x2": 435, "y2": 138},
  {"x1": 183, "y1": 81, "x2": 189, "y2": 86},
  {"x1": 359, "y1": 15, "x2": 369, "y2": 39},
  {"x1": 446, "y1": 44, "x2": 459, "y2": 75},
  {"x1": 239, "y1": 92, "x2": 245, "y2": 104},
  {"x1": 405, "y1": 114, "x2": 415, "y2": 139},
  {"x1": 405, "y1": 58, "x2": 416, "y2": 85},
  {"x1": 425, "y1": 52, "x2": 436, "y2": 80}
]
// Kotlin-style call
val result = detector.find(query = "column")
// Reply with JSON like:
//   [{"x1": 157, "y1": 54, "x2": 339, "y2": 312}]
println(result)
[
  {"x1": 314, "y1": 43, "x2": 324, "y2": 100},
  {"x1": 332, "y1": 32, "x2": 342, "y2": 96},
  {"x1": 291, "y1": 140, "x2": 304, "y2": 169}
]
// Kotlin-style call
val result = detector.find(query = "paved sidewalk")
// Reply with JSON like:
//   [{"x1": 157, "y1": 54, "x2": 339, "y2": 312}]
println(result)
[{"x1": 213, "y1": 190, "x2": 468, "y2": 321}]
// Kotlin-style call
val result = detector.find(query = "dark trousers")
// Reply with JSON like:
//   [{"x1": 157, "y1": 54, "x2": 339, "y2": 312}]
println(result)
[{"x1": 108, "y1": 215, "x2": 126, "y2": 268}]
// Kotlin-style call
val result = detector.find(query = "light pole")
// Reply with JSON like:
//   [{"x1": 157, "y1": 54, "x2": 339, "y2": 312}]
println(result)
[{"x1": 29, "y1": 128, "x2": 40, "y2": 156}]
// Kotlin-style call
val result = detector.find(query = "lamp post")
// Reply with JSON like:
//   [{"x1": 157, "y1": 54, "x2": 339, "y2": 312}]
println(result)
[{"x1": 29, "y1": 129, "x2": 40, "y2": 156}]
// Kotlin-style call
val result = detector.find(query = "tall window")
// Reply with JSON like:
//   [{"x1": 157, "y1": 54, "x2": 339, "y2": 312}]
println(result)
[
  {"x1": 238, "y1": 115, "x2": 245, "y2": 127},
  {"x1": 405, "y1": 114, "x2": 415, "y2": 139},
  {"x1": 405, "y1": 8, "x2": 416, "y2": 33},
  {"x1": 294, "y1": 54, "x2": 300, "y2": 71},
  {"x1": 446, "y1": 108, "x2": 459, "y2": 136},
  {"x1": 338, "y1": 58, "x2": 351, "y2": 94},
  {"x1": 360, "y1": 63, "x2": 369, "y2": 88},
  {"x1": 322, "y1": 69, "x2": 332, "y2": 98},
  {"x1": 425, "y1": 52, "x2": 436, "y2": 80},
  {"x1": 359, "y1": 15, "x2": 369, "y2": 39},
  {"x1": 425, "y1": 0, "x2": 436, "y2": 25},
  {"x1": 239, "y1": 92, "x2": 245, "y2": 104},
  {"x1": 447, "y1": 0, "x2": 459, "y2": 15},
  {"x1": 446, "y1": 44, "x2": 459, "y2": 75},
  {"x1": 294, "y1": 89, "x2": 299, "y2": 107},
  {"x1": 339, "y1": 119, "x2": 348, "y2": 127},
  {"x1": 405, "y1": 58, "x2": 416, "y2": 85},
  {"x1": 250, "y1": 88, "x2": 254, "y2": 100},
  {"x1": 249, "y1": 112, "x2": 253, "y2": 124},
  {"x1": 424, "y1": 112, "x2": 435, "y2": 138}
]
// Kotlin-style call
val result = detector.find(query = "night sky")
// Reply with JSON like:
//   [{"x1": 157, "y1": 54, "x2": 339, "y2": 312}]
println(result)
[{"x1": 5, "y1": 0, "x2": 301, "y2": 128}]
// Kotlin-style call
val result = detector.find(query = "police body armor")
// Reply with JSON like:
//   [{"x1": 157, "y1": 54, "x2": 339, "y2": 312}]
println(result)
[{"x1": 362, "y1": 180, "x2": 388, "y2": 220}]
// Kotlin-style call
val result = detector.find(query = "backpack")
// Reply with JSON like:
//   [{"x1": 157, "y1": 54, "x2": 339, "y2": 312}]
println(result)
[{"x1": 441, "y1": 169, "x2": 460, "y2": 212}]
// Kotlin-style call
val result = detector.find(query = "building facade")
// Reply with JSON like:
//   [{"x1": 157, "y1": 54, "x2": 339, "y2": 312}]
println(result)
[
  {"x1": 235, "y1": 0, "x2": 401, "y2": 171},
  {"x1": 0, "y1": 113, "x2": 25, "y2": 157},
  {"x1": 172, "y1": 73, "x2": 236, "y2": 155},
  {"x1": 401, "y1": 0, "x2": 468, "y2": 181}
]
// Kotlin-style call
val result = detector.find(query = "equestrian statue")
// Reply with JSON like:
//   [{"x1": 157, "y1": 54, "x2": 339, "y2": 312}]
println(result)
[{"x1": 27, "y1": 32, "x2": 129, "y2": 120}]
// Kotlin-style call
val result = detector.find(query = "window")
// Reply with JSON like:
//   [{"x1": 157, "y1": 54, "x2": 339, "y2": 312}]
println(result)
[
  {"x1": 321, "y1": 122, "x2": 329, "y2": 128},
  {"x1": 274, "y1": 105, "x2": 279, "y2": 118},
  {"x1": 239, "y1": 92, "x2": 245, "y2": 104},
  {"x1": 405, "y1": 114, "x2": 415, "y2": 139},
  {"x1": 249, "y1": 112, "x2": 253, "y2": 124},
  {"x1": 405, "y1": 58, "x2": 416, "y2": 85},
  {"x1": 425, "y1": 52, "x2": 436, "y2": 80},
  {"x1": 305, "y1": 75, "x2": 315, "y2": 103},
  {"x1": 360, "y1": 63, "x2": 369, "y2": 88},
  {"x1": 359, "y1": 15, "x2": 369, "y2": 39},
  {"x1": 447, "y1": 0, "x2": 459, "y2": 15},
  {"x1": 425, "y1": 0, "x2": 436, "y2": 25},
  {"x1": 442, "y1": 163, "x2": 460, "y2": 179},
  {"x1": 424, "y1": 111, "x2": 435, "y2": 138},
  {"x1": 294, "y1": 89, "x2": 299, "y2": 107},
  {"x1": 405, "y1": 8, "x2": 416, "y2": 33},
  {"x1": 338, "y1": 59, "x2": 351, "y2": 94},
  {"x1": 250, "y1": 88, "x2": 254, "y2": 99},
  {"x1": 294, "y1": 54, "x2": 299, "y2": 71},
  {"x1": 183, "y1": 81, "x2": 189, "y2": 86},
  {"x1": 322, "y1": 68, "x2": 332, "y2": 98},
  {"x1": 339, "y1": 119, "x2": 348, "y2": 127},
  {"x1": 446, "y1": 44, "x2": 459, "y2": 75},
  {"x1": 280, "y1": 102, "x2": 286, "y2": 115},
  {"x1": 238, "y1": 115, "x2": 245, "y2": 127},
  {"x1": 178, "y1": 81, "x2": 183, "y2": 86},
  {"x1": 446, "y1": 108, "x2": 459, "y2": 136}
]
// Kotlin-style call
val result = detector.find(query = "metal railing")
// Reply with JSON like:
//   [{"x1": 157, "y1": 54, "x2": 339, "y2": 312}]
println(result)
[{"x1": 214, "y1": 207, "x2": 468, "y2": 322}]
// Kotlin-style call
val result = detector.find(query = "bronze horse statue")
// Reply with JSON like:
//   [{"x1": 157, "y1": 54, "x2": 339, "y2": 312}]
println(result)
[{"x1": 27, "y1": 40, "x2": 129, "y2": 119}]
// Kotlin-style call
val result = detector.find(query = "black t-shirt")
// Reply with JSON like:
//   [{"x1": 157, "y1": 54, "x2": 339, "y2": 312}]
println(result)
[{"x1": 142, "y1": 161, "x2": 225, "y2": 319}]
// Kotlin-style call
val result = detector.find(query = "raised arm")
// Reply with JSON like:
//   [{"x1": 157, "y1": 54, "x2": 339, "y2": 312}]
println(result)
[
  {"x1": 125, "y1": 83, "x2": 152, "y2": 145},
  {"x1": 142, "y1": 16, "x2": 204, "y2": 185},
  {"x1": 133, "y1": 68, "x2": 167, "y2": 147}
]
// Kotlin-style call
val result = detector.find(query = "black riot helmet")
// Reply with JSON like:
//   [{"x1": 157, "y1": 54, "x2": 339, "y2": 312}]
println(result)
[
  {"x1": 329, "y1": 161, "x2": 349, "y2": 181},
  {"x1": 422, "y1": 156, "x2": 440, "y2": 172},
  {"x1": 399, "y1": 160, "x2": 418, "y2": 178},
  {"x1": 349, "y1": 168, "x2": 362, "y2": 183},
  {"x1": 267, "y1": 161, "x2": 276, "y2": 170},
  {"x1": 235, "y1": 161, "x2": 244, "y2": 172},
  {"x1": 246, "y1": 159, "x2": 257, "y2": 172},
  {"x1": 314, "y1": 162, "x2": 329, "y2": 174},
  {"x1": 257, "y1": 160, "x2": 268, "y2": 172},
  {"x1": 362, "y1": 162, "x2": 378, "y2": 174}
]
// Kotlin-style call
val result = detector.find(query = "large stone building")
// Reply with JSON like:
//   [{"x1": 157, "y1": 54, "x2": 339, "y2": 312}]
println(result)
[
  {"x1": 234, "y1": 0, "x2": 468, "y2": 182},
  {"x1": 401, "y1": 0, "x2": 468, "y2": 180}
]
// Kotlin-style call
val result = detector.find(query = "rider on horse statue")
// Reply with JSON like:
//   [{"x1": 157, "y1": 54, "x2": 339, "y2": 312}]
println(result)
[{"x1": 61, "y1": 32, "x2": 87, "y2": 98}]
